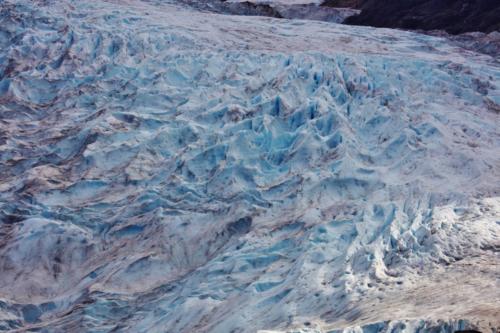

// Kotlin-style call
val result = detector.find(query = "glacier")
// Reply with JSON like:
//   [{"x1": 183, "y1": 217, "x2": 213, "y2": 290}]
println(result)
[{"x1": 0, "y1": 0, "x2": 499, "y2": 332}]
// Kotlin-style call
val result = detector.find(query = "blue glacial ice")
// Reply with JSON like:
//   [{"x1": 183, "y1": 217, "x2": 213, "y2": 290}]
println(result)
[{"x1": 0, "y1": 0, "x2": 499, "y2": 332}]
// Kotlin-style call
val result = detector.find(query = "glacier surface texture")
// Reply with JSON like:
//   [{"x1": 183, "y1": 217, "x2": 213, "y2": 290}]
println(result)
[{"x1": 0, "y1": 0, "x2": 499, "y2": 332}]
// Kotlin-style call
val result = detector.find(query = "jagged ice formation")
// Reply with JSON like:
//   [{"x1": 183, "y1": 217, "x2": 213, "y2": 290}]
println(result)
[{"x1": 0, "y1": 0, "x2": 499, "y2": 332}]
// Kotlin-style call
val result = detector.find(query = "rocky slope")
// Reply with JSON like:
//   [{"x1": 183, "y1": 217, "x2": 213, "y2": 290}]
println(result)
[
  {"x1": 179, "y1": 0, "x2": 359, "y2": 23},
  {"x1": 344, "y1": 0, "x2": 500, "y2": 35}
]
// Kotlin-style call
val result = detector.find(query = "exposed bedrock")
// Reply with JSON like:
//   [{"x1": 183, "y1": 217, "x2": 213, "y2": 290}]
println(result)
[
  {"x1": 177, "y1": 0, "x2": 360, "y2": 23},
  {"x1": 344, "y1": 0, "x2": 500, "y2": 35}
]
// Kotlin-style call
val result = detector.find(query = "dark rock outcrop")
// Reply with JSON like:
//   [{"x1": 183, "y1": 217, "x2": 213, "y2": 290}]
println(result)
[
  {"x1": 178, "y1": 0, "x2": 283, "y2": 18},
  {"x1": 178, "y1": 0, "x2": 359, "y2": 23},
  {"x1": 321, "y1": 0, "x2": 364, "y2": 9},
  {"x1": 344, "y1": 0, "x2": 500, "y2": 34}
]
